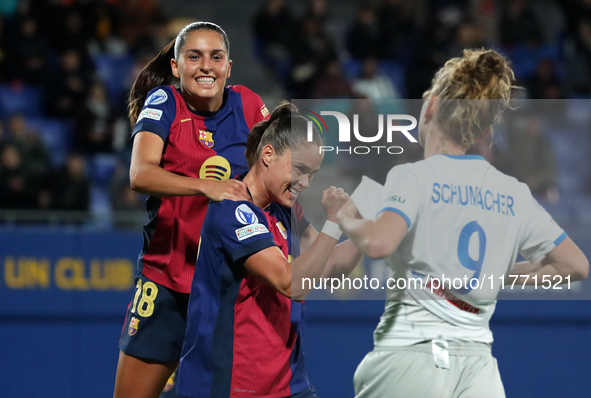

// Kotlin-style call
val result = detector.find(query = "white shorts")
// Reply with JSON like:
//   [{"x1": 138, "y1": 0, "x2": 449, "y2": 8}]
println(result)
[{"x1": 354, "y1": 341, "x2": 505, "y2": 398}]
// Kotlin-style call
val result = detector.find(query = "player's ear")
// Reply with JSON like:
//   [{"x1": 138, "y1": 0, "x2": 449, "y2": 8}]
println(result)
[
  {"x1": 171, "y1": 58, "x2": 180, "y2": 78},
  {"x1": 424, "y1": 98, "x2": 437, "y2": 122},
  {"x1": 226, "y1": 59, "x2": 232, "y2": 79},
  {"x1": 261, "y1": 144, "x2": 274, "y2": 167}
]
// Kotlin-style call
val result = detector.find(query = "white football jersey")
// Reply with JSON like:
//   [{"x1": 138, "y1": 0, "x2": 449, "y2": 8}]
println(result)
[{"x1": 373, "y1": 154, "x2": 566, "y2": 346}]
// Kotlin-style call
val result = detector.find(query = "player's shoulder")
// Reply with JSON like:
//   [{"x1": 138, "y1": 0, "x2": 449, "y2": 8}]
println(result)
[
  {"x1": 134, "y1": 85, "x2": 177, "y2": 131},
  {"x1": 386, "y1": 159, "x2": 424, "y2": 181},
  {"x1": 143, "y1": 85, "x2": 177, "y2": 107},
  {"x1": 500, "y1": 173, "x2": 535, "y2": 206},
  {"x1": 208, "y1": 198, "x2": 246, "y2": 214},
  {"x1": 227, "y1": 85, "x2": 270, "y2": 124},
  {"x1": 227, "y1": 84, "x2": 260, "y2": 99},
  {"x1": 483, "y1": 161, "x2": 527, "y2": 192},
  {"x1": 212, "y1": 200, "x2": 267, "y2": 224},
  {"x1": 229, "y1": 85, "x2": 266, "y2": 106}
]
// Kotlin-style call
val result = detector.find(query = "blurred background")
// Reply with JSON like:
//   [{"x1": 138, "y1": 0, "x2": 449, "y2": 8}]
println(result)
[{"x1": 1, "y1": 0, "x2": 590, "y2": 397}]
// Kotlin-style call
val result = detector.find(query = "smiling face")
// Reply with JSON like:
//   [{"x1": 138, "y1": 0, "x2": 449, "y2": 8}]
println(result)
[
  {"x1": 171, "y1": 29, "x2": 232, "y2": 112},
  {"x1": 262, "y1": 143, "x2": 323, "y2": 208},
  {"x1": 290, "y1": 143, "x2": 323, "y2": 202}
]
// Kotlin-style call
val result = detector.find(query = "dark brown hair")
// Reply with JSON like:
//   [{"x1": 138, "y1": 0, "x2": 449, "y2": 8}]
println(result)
[{"x1": 245, "y1": 101, "x2": 323, "y2": 168}]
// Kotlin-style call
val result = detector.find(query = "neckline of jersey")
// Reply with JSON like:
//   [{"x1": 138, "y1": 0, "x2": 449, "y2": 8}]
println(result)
[
  {"x1": 176, "y1": 86, "x2": 229, "y2": 118},
  {"x1": 439, "y1": 154, "x2": 485, "y2": 160}
]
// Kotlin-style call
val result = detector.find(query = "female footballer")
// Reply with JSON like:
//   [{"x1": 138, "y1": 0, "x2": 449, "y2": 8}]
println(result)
[
  {"x1": 113, "y1": 22, "x2": 269, "y2": 398},
  {"x1": 177, "y1": 102, "x2": 351, "y2": 398},
  {"x1": 337, "y1": 49, "x2": 589, "y2": 397}
]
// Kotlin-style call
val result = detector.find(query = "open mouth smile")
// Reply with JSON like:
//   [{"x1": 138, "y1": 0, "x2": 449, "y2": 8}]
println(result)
[{"x1": 196, "y1": 76, "x2": 215, "y2": 87}]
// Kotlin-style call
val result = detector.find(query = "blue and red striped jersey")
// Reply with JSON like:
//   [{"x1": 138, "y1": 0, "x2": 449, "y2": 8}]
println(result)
[
  {"x1": 177, "y1": 198, "x2": 309, "y2": 398},
  {"x1": 131, "y1": 85, "x2": 269, "y2": 293}
]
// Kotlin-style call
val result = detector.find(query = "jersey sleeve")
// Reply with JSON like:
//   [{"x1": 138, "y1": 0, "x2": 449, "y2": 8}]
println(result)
[
  {"x1": 131, "y1": 86, "x2": 177, "y2": 142},
  {"x1": 214, "y1": 200, "x2": 277, "y2": 263},
  {"x1": 377, "y1": 165, "x2": 422, "y2": 228},
  {"x1": 518, "y1": 191, "x2": 567, "y2": 263},
  {"x1": 231, "y1": 85, "x2": 270, "y2": 129}
]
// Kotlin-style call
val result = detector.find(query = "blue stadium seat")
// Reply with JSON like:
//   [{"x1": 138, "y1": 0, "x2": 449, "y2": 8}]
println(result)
[
  {"x1": 341, "y1": 59, "x2": 362, "y2": 80},
  {"x1": 546, "y1": 128, "x2": 590, "y2": 195},
  {"x1": 89, "y1": 185, "x2": 113, "y2": 228},
  {"x1": 538, "y1": 196, "x2": 576, "y2": 227},
  {"x1": 93, "y1": 55, "x2": 135, "y2": 104},
  {"x1": 378, "y1": 60, "x2": 406, "y2": 98},
  {"x1": 26, "y1": 117, "x2": 72, "y2": 166},
  {"x1": 0, "y1": 84, "x2": 43, "y2": 118},
  {"x1": 252, "y1": 36, "x2": 291, "y2": 84},
  {"x1": 502, "y1": 44, "x2": 561, "y2": 81},
  {"x1": 572, "y1": 196, "x2": 591, "y2": 226},
  {"x1": 89, "y1": 153, "x2": 119, "y2": 188}
]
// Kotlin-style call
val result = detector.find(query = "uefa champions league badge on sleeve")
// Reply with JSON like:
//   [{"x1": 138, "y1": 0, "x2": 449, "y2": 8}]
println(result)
[
  {"x1": 234, "y1": 204, "x2": 268, "y2": 240},
  {"x1": 144, "y1": 88, "x2": 168, "y2": 106},
  {"x1": 235, "y1": 204, "x2": 258, "y2": 225},
  {"x1": 128, "y1": 317, "x2": 140, "y2": 336}
]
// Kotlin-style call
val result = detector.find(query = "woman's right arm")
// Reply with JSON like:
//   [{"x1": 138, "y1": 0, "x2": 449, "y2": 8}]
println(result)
[
  {"x1": 243, "y1": 186, "x2": 350, "y2": 299},
  {"x1": 129, "y1": 131, "x2": 250, "y2": 201},
  {"x1": 244, "y1": 232, "x2": 340, "y2": 299}
]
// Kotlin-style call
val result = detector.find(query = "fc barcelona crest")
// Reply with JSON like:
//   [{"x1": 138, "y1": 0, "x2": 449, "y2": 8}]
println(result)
[
  {"x1": 128, "y1": 317, "x2": 140, "y2": 336},
  {"x1": 199, "y1": 130, "x2": 214, "y2": 148}
]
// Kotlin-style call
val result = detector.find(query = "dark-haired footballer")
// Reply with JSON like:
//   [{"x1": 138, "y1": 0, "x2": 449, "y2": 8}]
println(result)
[
  {"x1": 114, "y1": 21, "x2": 269, "y2": 398},
  {"x1": 177, "y1": 102, "x2": 357, "y2": 398}
]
